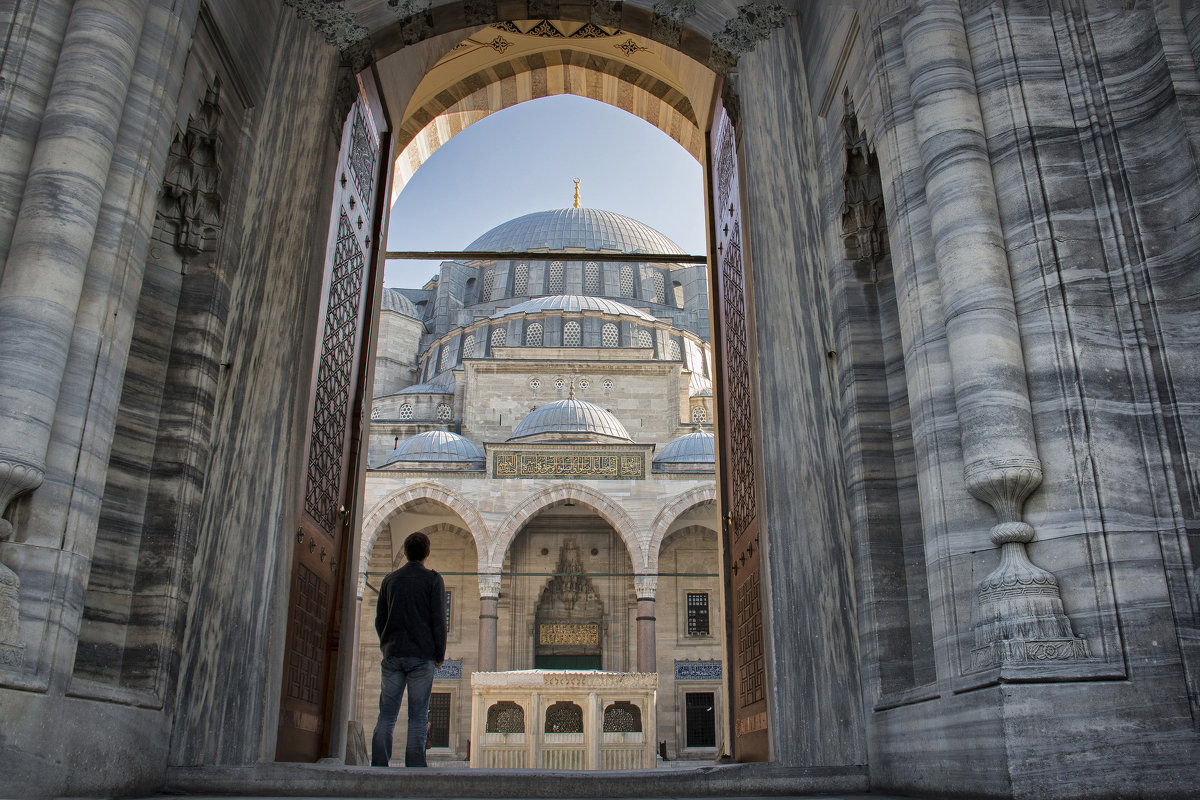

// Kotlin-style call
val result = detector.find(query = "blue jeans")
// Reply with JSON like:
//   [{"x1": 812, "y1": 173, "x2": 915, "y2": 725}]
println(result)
[{"x1": 371, "y1": 655, "x2": 436, "y2": 767}]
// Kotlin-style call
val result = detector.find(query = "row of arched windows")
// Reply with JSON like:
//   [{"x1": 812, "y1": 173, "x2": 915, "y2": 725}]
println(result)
[
  {"x1": 484, "y1": 700, "x2": 643, "y2": 734},
  {"x1": 474, "y1": 262, "x2": 680, "y2": 305}
]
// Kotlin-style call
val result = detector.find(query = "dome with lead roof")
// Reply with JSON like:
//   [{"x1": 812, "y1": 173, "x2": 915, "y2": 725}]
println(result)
[
  {"x1": 508, "y1": 397, "x2": 632, "y2": 443},
  {"x1": 379, "y1": 430, "x2": 484, "y2": 469},
  {"x1": 653, "y1": 429, "x2": 715, "y2": 473},
  {"x1": 466, "y1": 207, "x2": 685, "y2": 255},
  {"x1": 490, "y1": 295, "x2": 658, "y2": 322},
  {"x1": 380, "y1": 288, "x2": 421, "y2": 319}
]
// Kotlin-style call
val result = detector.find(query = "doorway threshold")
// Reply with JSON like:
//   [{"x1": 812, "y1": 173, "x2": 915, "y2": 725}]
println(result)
[{"x1": 163, "y1": 761, "x2": 869, "y2": 797}]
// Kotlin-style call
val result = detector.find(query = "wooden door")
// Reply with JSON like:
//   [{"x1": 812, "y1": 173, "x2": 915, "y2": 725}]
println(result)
[
  {"x1": 709, "y1": 93, "x2": 768, "y2": 762},
  {"x1": 277, "y1": 97, "x2": 381, "y2": 761}
]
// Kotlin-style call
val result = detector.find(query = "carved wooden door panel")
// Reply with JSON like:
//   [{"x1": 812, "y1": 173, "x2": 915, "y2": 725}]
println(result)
[
  {"x1": 709, "y1": 95, "x2": 768, "y2": 762},
  {"x1": 277, "y1": 98, "x2": 381, "y2": 762}
]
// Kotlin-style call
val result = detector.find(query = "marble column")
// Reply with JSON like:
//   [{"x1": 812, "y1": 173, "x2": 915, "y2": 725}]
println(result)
[
  {"x1": 0, "y1": 0, "x2": 149, "y2": 664},
  {"x1": 477, "y1": 571, "x2": 501, "y2": 672},
  {"x1": 902, "y1": 0, "x2": 1088, "y2": 669},
  {"x1": 634, "y1": 574, "x2": 657, "y2": 673}
]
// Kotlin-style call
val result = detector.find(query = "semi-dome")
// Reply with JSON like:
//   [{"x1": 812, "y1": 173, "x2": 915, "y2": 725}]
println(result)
[
  {"x1": 490, "y1": 295, "x2": 658, "y2": 322},
  {"x1": 653, "y1": 429, "x2": 715, "y2": 473},
  {"x1": 466, "y1": 207, "x2": 686, "y2": 255},
  {"x1": 509, "y1": 397, "x2": 632, "y2": 443},
  {"x1": 380, "y1": 287, "x2": 421, "y2": 319},
  {"x1": 379, "y1": 430, "x2": 484, "y2": 469}
]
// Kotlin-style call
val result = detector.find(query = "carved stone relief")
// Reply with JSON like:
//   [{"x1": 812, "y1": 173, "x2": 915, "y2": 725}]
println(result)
[{"x1": 158, "y1": 81, "x2": 223, "y2": 254}]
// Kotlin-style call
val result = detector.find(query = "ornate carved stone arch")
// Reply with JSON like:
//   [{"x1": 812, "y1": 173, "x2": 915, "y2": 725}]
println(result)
[
  {"x1": 358, "y1": 481, "x2": 489, "y2": 593},
  {"x1": 488, "y1": 482, "x2": 642, "y2": 568},
  {"x1": 646, "y1": 485, "x2": 718, "y2": 571}
]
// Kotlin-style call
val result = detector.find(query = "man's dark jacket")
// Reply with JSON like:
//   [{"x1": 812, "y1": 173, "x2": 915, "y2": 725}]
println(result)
[{"x1": 375, "y1": 561, "x2": 447, "y2": 663}]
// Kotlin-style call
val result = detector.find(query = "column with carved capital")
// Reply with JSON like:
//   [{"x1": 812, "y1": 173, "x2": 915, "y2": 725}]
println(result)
[
  {"x1": 477, "y1": 571, "x2": 502, "y2": 671},
  {"x1": 634, "y1": 574, "x2": 657, "y2": 673},
  {"x1": 0, "y1": 0, "x2": 149, "y2": 668},
  {"x1": 902, "y1": 0, "x2": 1088, "y2": 669}
]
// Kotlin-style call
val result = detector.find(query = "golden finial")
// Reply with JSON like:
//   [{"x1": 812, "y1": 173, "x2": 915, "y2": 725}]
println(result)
[{"x1": 573, "y1": 179, "x2": 581, "y2": 208}]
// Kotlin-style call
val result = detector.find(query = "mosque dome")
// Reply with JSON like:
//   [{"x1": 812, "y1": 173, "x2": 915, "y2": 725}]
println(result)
[
  {"x1": 379, "y1": 430, "x2": 484, "y2": 469},
  {"x1": 490, "y1": 295, "x2": 658, "y2": 322},
  {"x1": 466, "y1": 207, "x2": 685, "y2": 255},
  {"x1": 380, "y1": 287, "x2": 421, "y2": 319},
  {"x1": 508, "y1": 397, "x2": 633, "y2": 443},
  {"x1": 653, "y1": 429, "x2": 715, "y2": 473}
]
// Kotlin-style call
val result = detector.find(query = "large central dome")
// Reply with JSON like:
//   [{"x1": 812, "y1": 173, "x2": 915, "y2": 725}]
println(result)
[{"x1": 466, "y1": 207, "x2": 685, "y2": 255}]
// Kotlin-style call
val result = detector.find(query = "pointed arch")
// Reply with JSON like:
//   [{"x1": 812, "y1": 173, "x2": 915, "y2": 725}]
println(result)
[
  {"x1": 489, "y1": 482, "x2": 642, "y2": 568},
  {"x1": 359, "y1": 481, "x2": 490, "y2": 585},
  {"x1": 646, "y1": 485, "x2": 718, "y2": 571}
]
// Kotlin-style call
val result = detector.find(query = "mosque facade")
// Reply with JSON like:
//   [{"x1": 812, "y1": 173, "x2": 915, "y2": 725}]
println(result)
[{"x1": 356, "y1": 207, "x2": 723, "y2": 760}]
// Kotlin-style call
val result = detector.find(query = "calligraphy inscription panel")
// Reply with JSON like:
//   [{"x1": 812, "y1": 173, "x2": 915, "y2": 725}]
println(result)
[
  {"x1": 539, "y1": 623, "x2": 600, "y2": 646},
  {"x1": 494, "y1": 451, "x2": 645, "y2": 480}
]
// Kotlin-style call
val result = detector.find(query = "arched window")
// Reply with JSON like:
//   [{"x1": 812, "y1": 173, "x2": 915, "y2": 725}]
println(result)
[
  {"x1": 563, "y1": 320, "x2": 582, "y2": 347},
  {"x1": 486, "y1": 701, "x2": 525, "y2": 733},
  {"x1": 584, "y1": 261, "x2": 600, "y2": 294},
  {"x1": 691, "y1": 405, "x2": 707, "y2": 424},
  {"x1": 637, "y1": 329, "x2": 653, "y2": 348},
  {"x1": 525, "y1": 322, "x2": 543, "y2": 347},
  {"x1": 668, "y1": 339, "x2": 681, "y2": 361},
  {"x1": 480, "y1": 269, "x2": 495, "y2": 302},
  {"x1": 544, "y1": 701, "x2": 583, "y2": 733},
  {"x1": 601, "y1": 323, "x2": 619, "y2": 348},
  {"x1": 462, "y1": 334, "x2": 476, "y2": 359},
  {"x1": 602, "y1": 702, "x2": 643, "y2": 732},
  {"x1": 652, "y1": 272, "x2": 666, "y2": 304},
  {"x1": 439, "y1": 343, "x2": 453, "y2": 371},
  {"x1": 513, "y1": 263, "x2": 528, "y2": 295},
  {"x1": 491, "y1": 327, "x2": 507, "y2": 348},
  {"x1": 548, "y1": 261, "x2": 564, "y2": 294},
  {"x1": 436, "y1": 402, "x2": 452, "y2": 422},
  {"x1": 371, "y1": 406, "x2": 381, "y2": 420},
  {"x1": 620, "y1": 265, "x2": 635, "y2": 297},
  {"x1": 399, "y1": 403, "x2": 413, "y2": 421}
]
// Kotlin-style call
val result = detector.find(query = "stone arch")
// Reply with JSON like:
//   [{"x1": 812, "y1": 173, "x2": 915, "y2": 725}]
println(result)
[
  {"x1": 359, "y1": 481, "x2": 490, "y2": 591},
  {"x1": 489, "y1": 482, "x2": 642, "y2": 568},
  {"x1": 646, "y1": 485, "x2": 718, "y2": 571}
]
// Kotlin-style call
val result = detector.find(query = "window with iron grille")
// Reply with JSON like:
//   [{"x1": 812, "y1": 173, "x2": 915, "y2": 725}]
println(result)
[
  {"x1": 525, "y1": 321, "x2": 543, "y2": 347},
  {"x1": 584, "y1": 261, "x2": 600, "y2": 294},
  {"x1": 437, "y1": 403, "x2": 452, "y2": 422},
  {"x1": 548, "y1": 261, "x2": 564, "y2": 293},
  {"x1": 652, "y1": 272, "x2": 666, "y2": 304},
  {"x1": 428, "y1": 692, "x2": 451, "y2": 748},
  {"x1": 491, "y1": 327, "x2": 507, "y2": 348},
  {"x1": 462, "y1": 334, "x2": 476, "y2": 359},
  {"x1": 602, "y1": 323, "x2": 618, "y2": 348},
  {"x1": 563, "y1": 320, "x2": 581, "y2": 347},
  {"x1": 620, "y1": 265, "x2": 634, "y2": 297},
  {"x1": 691, "y1": 406, "x2": 707, "y2": 424},
  {"x1": 513, "y1": 263, "x2": 528, "y2": 295},
  {"x1": 399, "y1": 403, "x2": 413, "y2": 421},
  {"x1": 480, "y1": 269, "x2": 495, "y2": 302},
  {"x1": 684, "y1": 692, "x2": 716, "y2": 748},
  {"x1": 486, "y1": 701, "x2": 524, "y2": 733},
  {"x1": 687, "y1": 592, "x2": 710, "y2": 636},
  {"x1": 668, "y1": 339, "x2": 681, "y2": 361},
  {"x1": 439, "y1": 343, "x2": 452, "y2": 371},
  {"x1": 637, "y1": 329, "x2": 653, "y2": 348}
]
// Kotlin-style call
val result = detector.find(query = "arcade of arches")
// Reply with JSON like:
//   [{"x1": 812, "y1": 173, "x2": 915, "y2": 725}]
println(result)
[{"x1": 1, "y1": 2, "x2": 1199, "y2": 799}]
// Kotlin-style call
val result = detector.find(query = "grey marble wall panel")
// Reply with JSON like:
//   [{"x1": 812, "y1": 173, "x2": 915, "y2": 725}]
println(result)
[
  {"x1": 169, "y1": 8, "x2": 342, "y2": 767},
  {"x1": 737, "y1": 12, "x2": 867, "y2": 768}
]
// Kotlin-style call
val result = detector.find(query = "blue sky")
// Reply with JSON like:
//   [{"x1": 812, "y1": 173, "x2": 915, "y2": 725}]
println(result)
[{"x1": 384, "y1": 94, "x2": 706, "y2": 288}]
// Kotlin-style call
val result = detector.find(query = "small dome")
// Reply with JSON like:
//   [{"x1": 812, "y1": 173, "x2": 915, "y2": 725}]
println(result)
[
  {"x1": 381, "y1": 288, "x2": 421, "y2": 319},
  {"x1": 509, "y1": 397, "x2": 632, "y2": 443},
  {"x1": 653, "y1": 429, "x2": 715, "y2": 473},
  {"x1": 380, "y1": 430, "x2": 484, "y2": 469},
  {"x1": 490, "y1": 295, "x2": 657, "y2": 323},
  {"x1": 397, "y1": 380, "x2": 454, "y2": 395}
]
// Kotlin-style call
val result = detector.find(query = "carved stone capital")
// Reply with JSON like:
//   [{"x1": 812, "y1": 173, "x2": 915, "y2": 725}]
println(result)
[
  {"x1": 479, "y1": 572, "x2": 502, "y2": 599},
  {"x1": 964, "y1": 457, "x2": 1042, "y2": 523},
  {"x1": 0, "y1": 458, "x2": 45, "y2": 541},
  {"x1": 634, "y1": 574, "x2": 658, "y2": 600}
]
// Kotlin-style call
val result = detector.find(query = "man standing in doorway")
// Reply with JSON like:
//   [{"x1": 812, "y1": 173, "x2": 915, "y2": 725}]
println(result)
[{"x1": 371, "y1": 531, "x2": 446, "y2": 767}]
